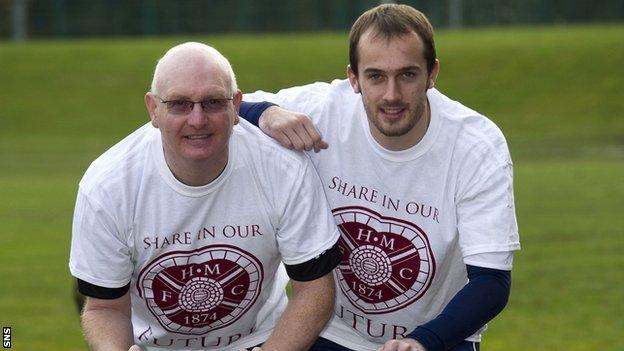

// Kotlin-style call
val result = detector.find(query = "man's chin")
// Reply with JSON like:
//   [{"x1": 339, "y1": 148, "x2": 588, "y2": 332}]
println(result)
[
  {"x1": 374, "y1": 120, "x2": 414, "y2": 138},
  {"x1": 180, "y1": 150, "x2": 216, "y2": 163}
]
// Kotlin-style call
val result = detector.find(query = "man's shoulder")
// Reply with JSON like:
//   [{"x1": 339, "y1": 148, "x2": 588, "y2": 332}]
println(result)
[
  {"x1": 244, "y1": 79, "x2": 356, "y2": 109},
  {"x1": 279, "y1": 79, "x2": 360, "y2": 125},
  {"x1": 303, "y1": 78, "x2": 358, "y2": 104},
  {"x1": 234, "y1": 119, "x2": 311, "y2": 171},
  {"x1": 431, "y1": 89, "x2": 507, "y2": 142},
  {"x1": 79, "y1": 123, "x2": 155, "y2": 193},
  {"x1": 430, "y1": 89, "x2": 511, "y2": 164},
  {"x1": 268, "y1": 78, "x2": 351, "y2": 98}
]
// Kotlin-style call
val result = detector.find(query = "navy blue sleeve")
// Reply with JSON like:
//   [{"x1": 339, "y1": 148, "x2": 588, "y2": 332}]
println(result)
[
  {"x1": 239, "y1": 101, "x2": 277, "y2": 127},
  {"x1": 408, "y1": 265, "x2": 511, "y2": 351}
]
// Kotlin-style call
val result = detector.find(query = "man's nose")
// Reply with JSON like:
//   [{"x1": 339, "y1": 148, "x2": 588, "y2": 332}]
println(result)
[
  {"x1": 383, "y1": 79, "x2": 402, "y2": 102},
  {"x1": 187, "y1": 103, "x2": 208, "y2": 128}
]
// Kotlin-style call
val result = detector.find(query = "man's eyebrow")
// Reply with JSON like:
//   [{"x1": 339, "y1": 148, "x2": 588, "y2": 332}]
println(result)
[
  {"x1": 362, "y1": 65, "x2": 422, "y2": 74},
  {"x1": 163, "y1": 92, "x2": 225, "y2": 99},
  {"x1": 399, "y1": 65, "x2": 422, "y2": 72},
  {"x1": 160, "y1": 93, "x2": 188, "y2": 100}
]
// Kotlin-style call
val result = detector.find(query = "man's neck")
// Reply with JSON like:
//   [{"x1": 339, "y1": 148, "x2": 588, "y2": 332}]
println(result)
[{"x1": 164, "y1": 150, "x2": 228, "y2": 187}]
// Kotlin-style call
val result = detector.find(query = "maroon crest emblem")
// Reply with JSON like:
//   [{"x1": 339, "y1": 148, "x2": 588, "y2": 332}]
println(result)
[
  {"x1": 137, "y1": 245, "x2": 263, "y2": 334},
  {"x1": 333, "y1": 206, "x2": 435, "y2": 314}
]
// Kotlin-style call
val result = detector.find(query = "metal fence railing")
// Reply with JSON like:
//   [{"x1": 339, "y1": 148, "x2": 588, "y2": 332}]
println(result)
[{"x1": 2, "y1": 0, "x2": 623, "y2": 41}]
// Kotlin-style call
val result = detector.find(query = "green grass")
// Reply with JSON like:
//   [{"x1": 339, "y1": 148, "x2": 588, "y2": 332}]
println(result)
[
  {"x1": 1, "y1": 25, "x2": 623, "y2": 350},
  {"x1": 486, "y1": 159, "x2": 624, "y2": 350}
]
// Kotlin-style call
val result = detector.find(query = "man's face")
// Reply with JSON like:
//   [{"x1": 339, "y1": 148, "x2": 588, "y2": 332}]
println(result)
[
  {"x1": 348, "y1": 29, "x2": 438, "y2": 150},
  {"x1": 146, "y1": 59, "x2": 241, "y2": 169}
]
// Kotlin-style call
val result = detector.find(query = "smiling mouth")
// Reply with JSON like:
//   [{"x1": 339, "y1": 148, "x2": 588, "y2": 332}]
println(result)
[
  {"x1": 186, "y1": 134, "x2": 211, "y2": 140},
  {"x1": 380, "y1": 106, "x2": 406, "y2": 117}
]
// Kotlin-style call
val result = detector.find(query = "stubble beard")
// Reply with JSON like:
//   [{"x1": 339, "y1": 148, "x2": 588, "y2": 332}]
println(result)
[{"x1": 364, "y1": 94, "x2": 427, "y2": 138}]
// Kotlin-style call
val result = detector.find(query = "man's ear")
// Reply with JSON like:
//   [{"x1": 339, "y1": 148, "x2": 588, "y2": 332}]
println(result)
[
  {"x1": 428, "y1": 59, "x2": 440, "y2": 89},
  {"x1": 347, "y1": 65, "x2": 361, "y2": 94},
  {"x1": 145, "y1": 93, "x2": 159, "y2": 128},
  {"x1": 232, "y1": 89, "x2": 242, "y2": 125}
]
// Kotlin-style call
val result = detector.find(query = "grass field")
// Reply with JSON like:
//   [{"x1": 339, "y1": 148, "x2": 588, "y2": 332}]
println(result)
[{"x1": 1, "y1": 24, "x2": 623, "y2": 350}]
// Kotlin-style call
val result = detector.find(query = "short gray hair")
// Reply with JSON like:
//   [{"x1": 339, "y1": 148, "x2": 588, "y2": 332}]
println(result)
[{"x1": 150, "y1": 42, "x2": 238, "y2": 96}]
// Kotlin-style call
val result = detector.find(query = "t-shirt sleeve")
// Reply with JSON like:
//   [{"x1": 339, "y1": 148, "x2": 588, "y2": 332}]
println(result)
[
  {"x1": 456, "y1": 152, "x2": 521, "y2": 264},
  {"x1": 274, "y1": 156, "x2": 340, "y2": 266},
  {"x1": 69, "y1": 189, "x2": 134, "y2": 289}
]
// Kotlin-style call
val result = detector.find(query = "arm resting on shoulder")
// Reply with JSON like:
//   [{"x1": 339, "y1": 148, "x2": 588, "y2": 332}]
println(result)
[
  {"x1": 81, "y1": 291, "x2": 134, "y2": 351},
  {"x1": 239, "y1": 101, "x2": 328, "y2": 152}
]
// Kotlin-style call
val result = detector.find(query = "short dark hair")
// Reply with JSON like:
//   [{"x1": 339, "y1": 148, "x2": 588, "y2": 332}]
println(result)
[{"x1": 349, "y1": 4, "x2": 436, "y2": 75}]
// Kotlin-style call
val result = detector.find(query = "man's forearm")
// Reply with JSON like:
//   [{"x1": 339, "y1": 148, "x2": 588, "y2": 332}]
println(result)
[
  {"x1": 262, "y1": 273, "x2": 336, "y2": 351},
  {"x1": 82, "y1": 295, "x2": 134, "y2": 351},
  {"x1": 408, "y1": 265, "x2": 511, "y2": 350}
]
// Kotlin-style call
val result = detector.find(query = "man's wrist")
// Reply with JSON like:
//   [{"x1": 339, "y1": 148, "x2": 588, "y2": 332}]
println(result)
[
  {"x1": 239, "y1": 101, "x2": 277, "y2": 127},
  {"x1": 258, "y1": 105, "x2": 279, "y2": 131},
  {"x1": 408, "y1": 326, "x2": 443, "y2": 351}
]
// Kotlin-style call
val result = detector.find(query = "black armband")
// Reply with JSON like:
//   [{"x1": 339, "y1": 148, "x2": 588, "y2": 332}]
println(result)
[
  {"x1": 76, "y1": 278, "x2": 130, "y2": 299},
  {"x1": 239, "y1": 101, "x2": 277, "y2": 126},
  {"x1": 284, "y1": 242, "x2": 341, "y2": 281}
]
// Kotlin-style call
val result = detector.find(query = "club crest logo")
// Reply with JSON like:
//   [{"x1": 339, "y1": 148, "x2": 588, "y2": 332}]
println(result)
[
  {"x1": 333, "y1": 206, "x2": 435, "y2": 314},
  {"x1": 137, "y1": 245, "x2": 263, "y2": 335}
]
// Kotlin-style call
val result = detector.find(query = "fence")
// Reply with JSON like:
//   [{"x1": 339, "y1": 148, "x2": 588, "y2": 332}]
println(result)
[{"x1": 2, "y1": 0, "x2": 623, "y2": 40}]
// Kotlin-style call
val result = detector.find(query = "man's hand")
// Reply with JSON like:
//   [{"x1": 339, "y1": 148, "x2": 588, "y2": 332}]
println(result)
[
  {"x1": 258, "y1": 106, "x2": 329, "y2": 153},
  {"x1": 128, "y1": 346, "x2": 143, "y2": 351},
  {"x1": 376, "y1": 338, "x2": 426, "y2": 351}
]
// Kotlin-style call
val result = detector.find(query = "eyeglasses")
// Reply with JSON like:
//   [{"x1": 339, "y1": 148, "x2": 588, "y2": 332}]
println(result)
[{"x1": 155, "y1": 95, "x2": 233, "y2": 115}]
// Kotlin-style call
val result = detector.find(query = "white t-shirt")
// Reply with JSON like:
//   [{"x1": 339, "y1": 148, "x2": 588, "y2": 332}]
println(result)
[
  {"x1": 69, "y1": 119, "x2": 340, "y2": 350},
  {"x1": 245, "y1": 80, "x2": 521, "y2": 350}
]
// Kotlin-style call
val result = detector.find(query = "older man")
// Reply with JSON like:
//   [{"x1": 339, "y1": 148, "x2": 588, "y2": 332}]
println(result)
[{"x1": 69, "y1": 42, "x2": 340, "y2": 351}]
